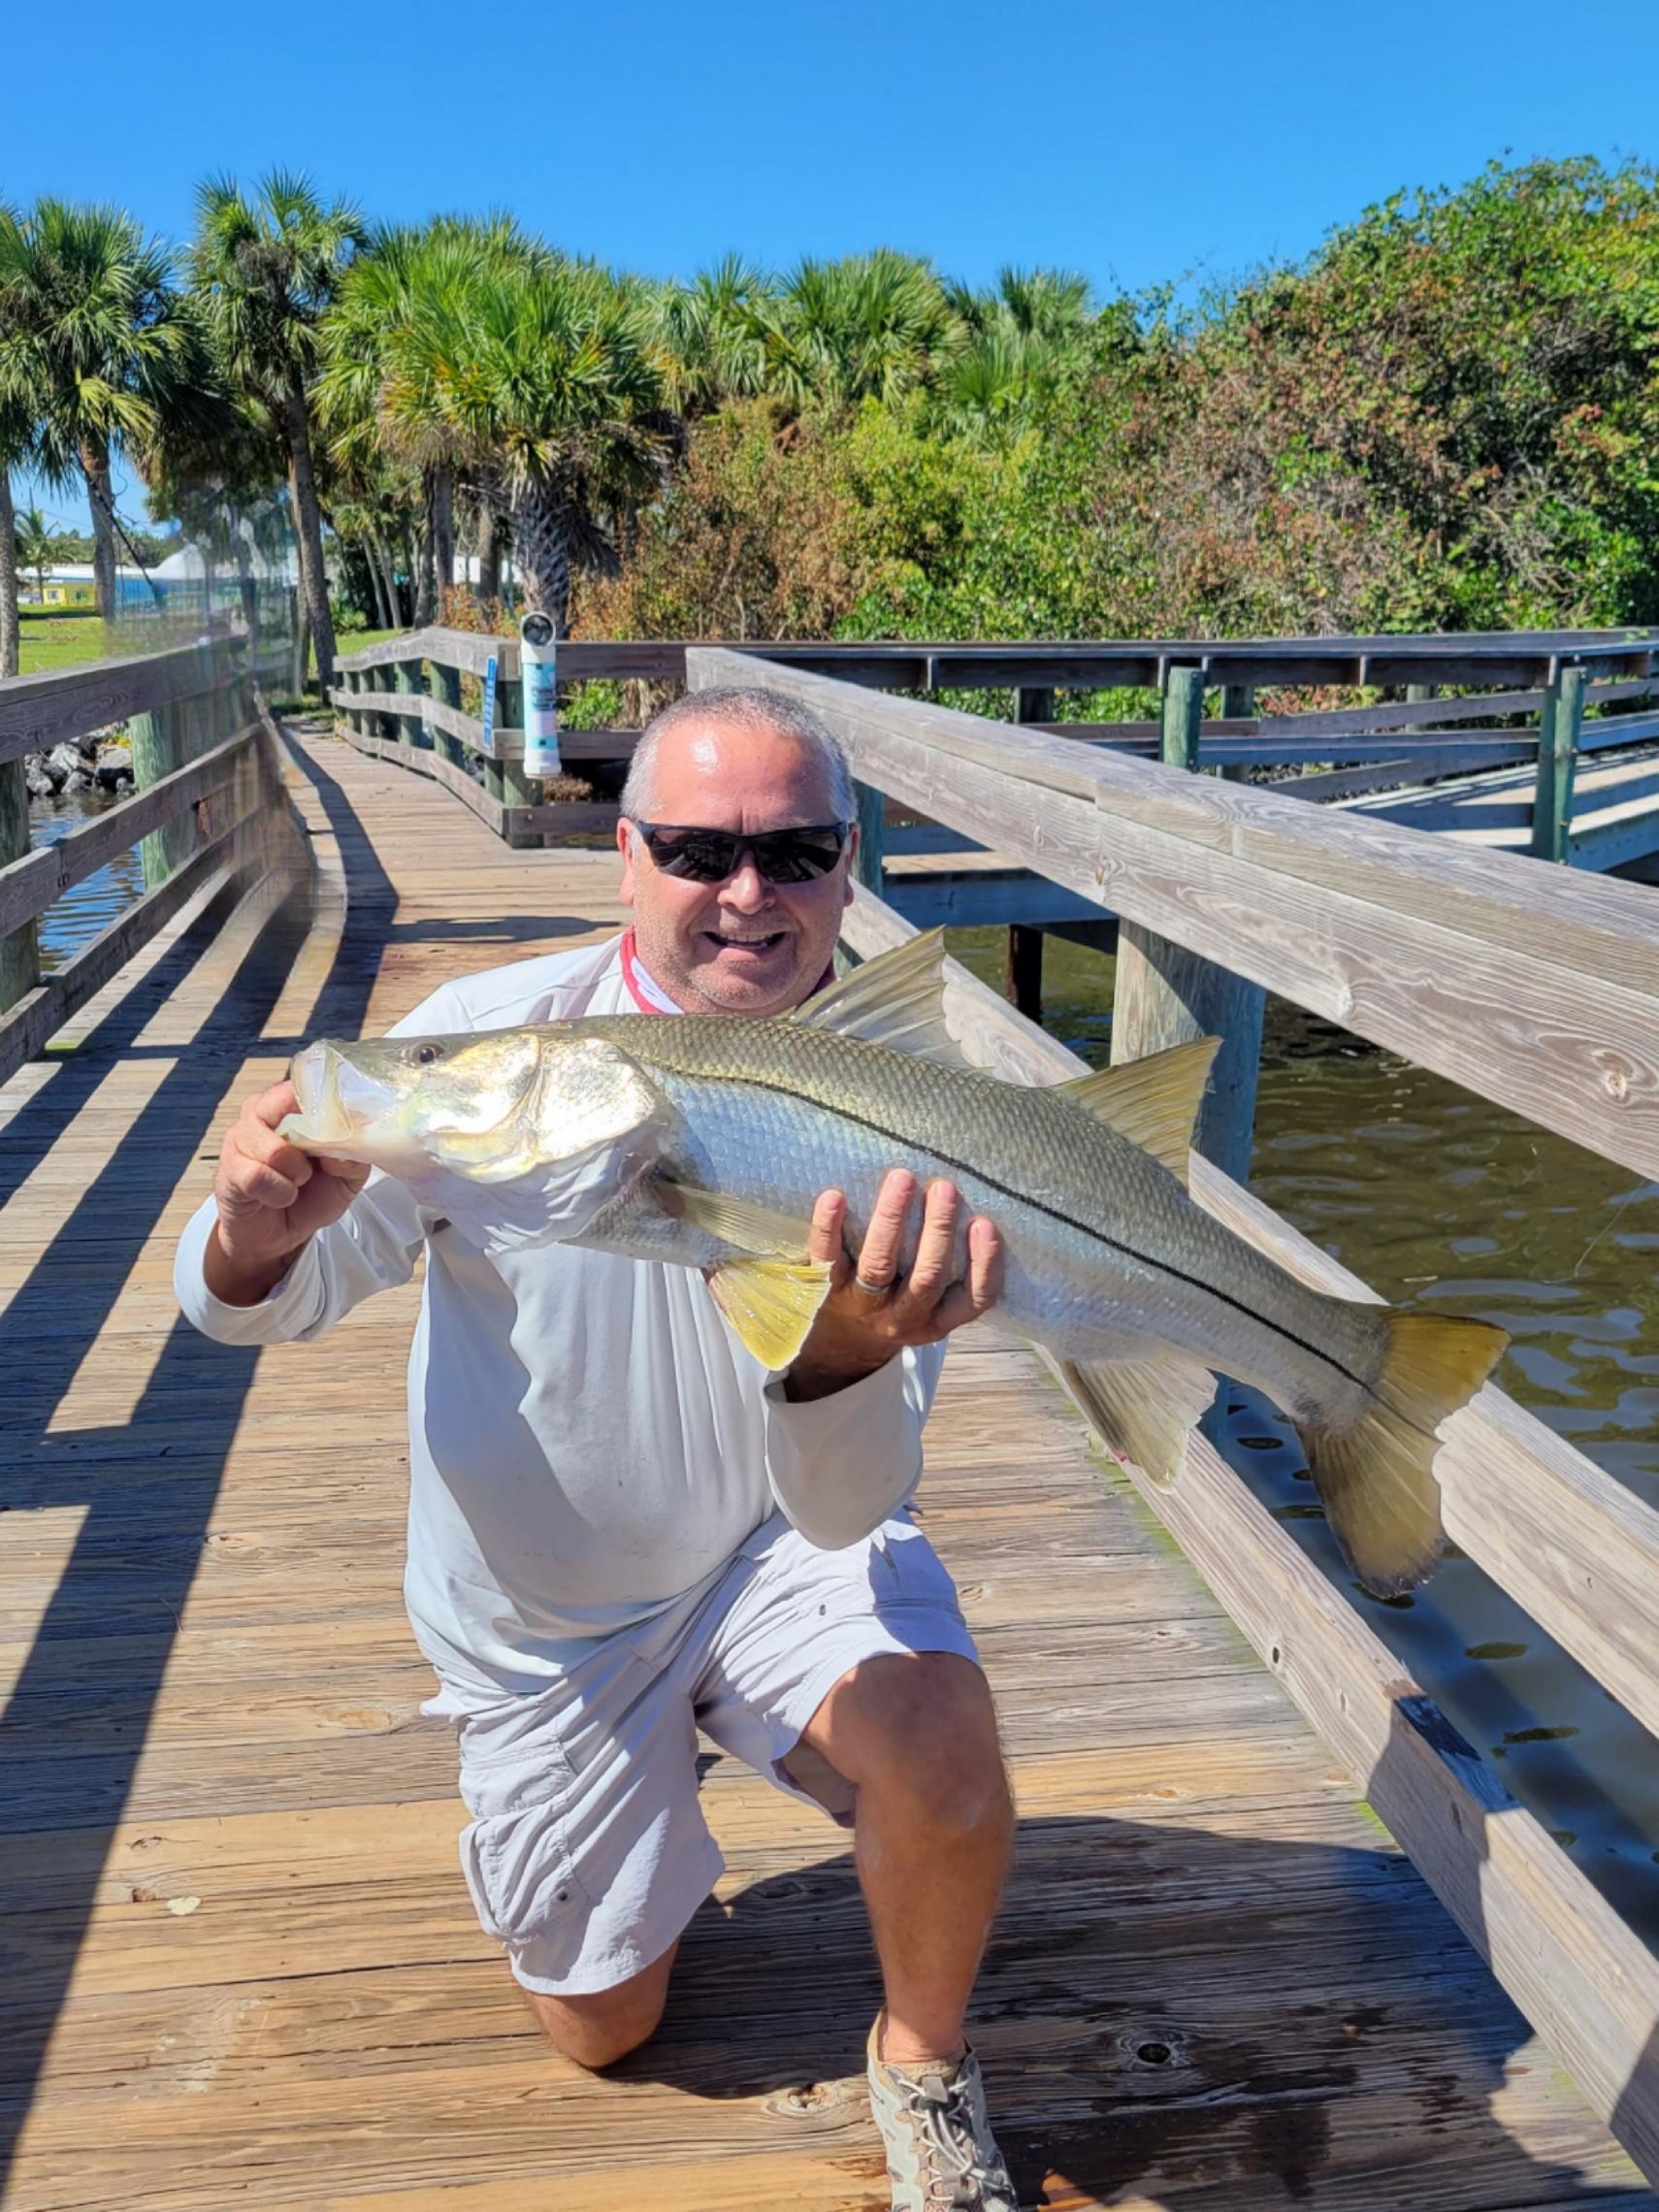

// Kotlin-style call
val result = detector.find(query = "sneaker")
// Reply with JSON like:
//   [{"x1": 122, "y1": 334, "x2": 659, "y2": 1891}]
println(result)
[{"x1": 866, "y1": 2015, "x2": 1019, "y2": 2211}]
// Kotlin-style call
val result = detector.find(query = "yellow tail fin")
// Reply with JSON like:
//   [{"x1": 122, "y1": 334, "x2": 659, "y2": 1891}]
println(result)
[{"x1": 1301, "y1": 1312, "x2": 1508, "y2": 1597}]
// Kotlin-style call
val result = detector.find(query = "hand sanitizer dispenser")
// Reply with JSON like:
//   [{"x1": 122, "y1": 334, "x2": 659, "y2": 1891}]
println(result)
[{"x1": 519, "y1": 612, "x2": 561, "y2": 779}]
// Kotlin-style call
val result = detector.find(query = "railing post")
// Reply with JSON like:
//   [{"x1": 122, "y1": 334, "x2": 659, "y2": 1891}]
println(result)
[
  {"x1": 1006, "y1": 925, "x2": 1044, "y2": 1020},
  {"x1": 1161, "y1": 663, "x2": 1203, "y2": 772},
  {"x1": 395, "y1": 655, "x2": 424, "y2": 752},
  {"x1": 1111, "y1": 662, "x2": 1265, "y2": 1186},
  {"x1": 853, "y1": 779, "x2": 884, "y2": 895},
  {"x1": 130, "y1": 646, "x2": 207, "y2": 888},
  {"x1": 495, "y1": 670, "x2": 539, "y2": 848},
  {"x1": 0, "y1": 752, "x2": 38, "y2": 1018},
  {"x1": 1531, "y1": 662, "x2": 1585, "y2": 865},
  {"x1": 373, "y1": 662, "x2": 400, "y2": 745},
  {"x1": 431, "y1": 660, "x2": 465, "y2": 769},
  {"x1": 1014, "y1": 685, "x2": 1054, "y2": 728},
  {"x1": 1220, "y1": 682, "x2": 1253, "y2": 783}
]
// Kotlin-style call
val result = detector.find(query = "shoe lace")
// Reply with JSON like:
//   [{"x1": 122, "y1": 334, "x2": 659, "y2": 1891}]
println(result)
[{"x1": 897, "y1": 2070, "x2": 1014, "y2": 2211}]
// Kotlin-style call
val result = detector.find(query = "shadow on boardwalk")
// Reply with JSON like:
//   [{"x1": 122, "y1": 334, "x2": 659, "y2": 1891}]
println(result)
[
  {"x1": 0, "y1": 743, "x2": 391, "y2": 2194},
  {"x1": 626, "y1": 1810, "x2": 1649, "y2": 2207}
]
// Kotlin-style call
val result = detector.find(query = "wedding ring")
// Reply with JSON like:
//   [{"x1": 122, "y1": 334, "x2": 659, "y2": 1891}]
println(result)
[{"x1": 853, "y1": 1272, "x2": 894, "y2": 1298}]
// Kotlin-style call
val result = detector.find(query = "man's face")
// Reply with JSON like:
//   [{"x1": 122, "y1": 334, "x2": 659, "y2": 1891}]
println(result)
[{"x1": 617, "y1": 716, "x2": 855, "y2": 1016}]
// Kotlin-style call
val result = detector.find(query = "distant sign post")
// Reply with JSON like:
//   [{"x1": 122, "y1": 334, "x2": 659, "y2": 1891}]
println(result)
[{"x1": 479, "y1": 655, "x2": 498, "y2": 759}]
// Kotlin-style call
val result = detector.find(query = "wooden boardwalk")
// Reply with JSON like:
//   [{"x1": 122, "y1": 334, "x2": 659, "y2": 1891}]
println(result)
[
  {"x1": 1, "y1": 718, "x2": 1653, "y2": 2211},
  {"x1": 1346, "y1": 743, "x2": 1659, "y2": 865}
]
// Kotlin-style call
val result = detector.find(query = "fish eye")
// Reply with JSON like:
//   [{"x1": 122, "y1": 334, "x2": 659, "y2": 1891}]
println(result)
[{"x1": 414, "y1": 1043, "x2": 443, "y2": 1066}]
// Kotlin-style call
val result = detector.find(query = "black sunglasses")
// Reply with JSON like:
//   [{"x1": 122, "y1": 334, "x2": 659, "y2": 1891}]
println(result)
[{"x1": 631, "y1": 819, "x2": 853, "y2": 885}]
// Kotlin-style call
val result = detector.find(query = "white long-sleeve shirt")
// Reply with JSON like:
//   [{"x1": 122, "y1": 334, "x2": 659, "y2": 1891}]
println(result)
[{"x1": 175, "y1": 933, "x2": 946, "y2": 1695}]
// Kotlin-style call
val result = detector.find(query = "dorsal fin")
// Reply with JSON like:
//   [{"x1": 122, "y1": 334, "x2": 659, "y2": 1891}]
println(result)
[
  {"x1": 792, "y1": 930, "x2": 975, "y2": 1066},
  {"x1": 1055, "y1": 1038, "x2": 1220, "y2": 1185}
]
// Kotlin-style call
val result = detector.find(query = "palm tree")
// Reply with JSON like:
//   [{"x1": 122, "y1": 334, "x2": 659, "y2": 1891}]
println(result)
[
  {"x1": 191, "y1": 173, "x2": 367, "y2": 689},
  {"x1": 0, "y1": 201, "x2": 46, "y2": 675},
  {"x1": 761, "y1": 251, "x2": 959, "y2": 410},
  {"x1": 645, "y1": 253, "x2": 776, "y2": 417},
  {"x1": 319, "y1": 214, "x2": 542, "y2": 623},
  {"x1": 389, "y1": 255, "x2": 669, "y2": 634},
  {"x1": 13, "y1": 502, "x2": 54, "y2": 600},
  {"x1": 0, "y1": 199, "x2": 205, "y2": 621},
  {"x1": 934, "y1": 266, "x2": 1096, "y2": 444}
]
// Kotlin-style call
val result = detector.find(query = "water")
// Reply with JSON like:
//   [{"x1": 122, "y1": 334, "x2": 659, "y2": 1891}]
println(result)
[
  {"x1": 947, "y1": 926, "x2": 1659, "y2": 1948},
  {"x1": 28, "y1": 792, "x2": 146, "y2": 972}
]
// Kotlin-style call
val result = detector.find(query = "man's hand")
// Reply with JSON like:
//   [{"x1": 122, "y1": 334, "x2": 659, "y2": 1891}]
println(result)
[
  {"x1": 784, "y1": 1169, "x2": 1003, "y2": 1402},
  {"x1": 204, "y1": 1079, "x2": 369, "y2": 1307}
]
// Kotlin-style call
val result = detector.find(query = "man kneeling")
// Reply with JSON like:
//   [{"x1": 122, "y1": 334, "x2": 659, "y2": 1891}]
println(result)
[{"x1": 176, "y1": 687, "x2": 1018, "y2": 2211}]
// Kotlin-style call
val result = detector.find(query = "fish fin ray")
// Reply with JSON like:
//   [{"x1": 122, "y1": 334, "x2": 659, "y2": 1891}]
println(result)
[
  {"x1": 1056, "y1": 1039, "x2": 1220, "y2": 1186},
  {"x1": 1298, "y1": 1312, "x2": 1508, "y2": 1596},
  {"x1": 1057, "y1": 1350, "x2": 1218, "y2": 1488},
  {"x1": 707, "y1": 1257, "x2": 833, "y2": 1370},
  {"x1": 656, "y1": 1180, "x2": 815, "y2": 1259},
  {"x1": 792, "y1": 930, "x2": 977, "y2": 1066}
]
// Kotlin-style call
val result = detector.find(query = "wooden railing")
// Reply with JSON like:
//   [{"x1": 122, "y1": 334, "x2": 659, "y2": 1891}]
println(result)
[
  {"x1": 687, "y1": 646, "x2": 1659, "y2": 2182},
  {"x1": 332, "y1": 626, "x2": 1659, "y2": 863},
  {"x1": 0, "y1": 631, "x2": 294, "y2": 1089}
]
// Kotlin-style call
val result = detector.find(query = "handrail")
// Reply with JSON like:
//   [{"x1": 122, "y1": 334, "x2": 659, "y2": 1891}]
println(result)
[
  {"x1": 0, "y1": 633, "x2": 293, "y2": 1072},
  {"x1": 0, "y1": 628, "x2": 285, "y2": 768},
  {"x1": 334, "y1": 627, "x2": 1658, "y2": 866},
  {"x1": 335, "y1": 624, "x2": 1659, "y2": 689},
  {"x1": 0, "y1": 730, "x2": 258, "y2": 944},
  {"x1": 691, "y1": 647, "x2": 1659, "y2": 1180},
  {"x1": 831, "y1": 884, "x2": 1659, "y2": 2182}
]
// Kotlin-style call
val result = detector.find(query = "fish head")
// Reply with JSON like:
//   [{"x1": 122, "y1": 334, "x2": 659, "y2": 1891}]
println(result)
[{"x1": 284, "y1": 1024, "x2": 666, "y2": 1191}]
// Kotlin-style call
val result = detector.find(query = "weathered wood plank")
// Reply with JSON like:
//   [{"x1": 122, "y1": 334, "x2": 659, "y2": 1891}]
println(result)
[
  {"x1": 0, "y1": 731, "x2": 256, "y2": 940},
  {"x1": 0, "y1": 639, "x2": 222, "y2": 765},
  {"x1": 839, "y1": 884, "x2": 1659, "y2": 2182},
  {"x1": 1112, "y1": 667, "x2": 1265, "y2": 1184},
  {"x1": 339, "y1": 723, "x2": 506, "y2": 835},
  {"x1": 0, "y1": 838, "x2": 253, "y2": 1087},
  {"x1": 696, "y1": 651, "x2": 1659, "y2": 1181},
  {"x1": 1, "y1": 718, "x2": 1648, "y2": 2212}
]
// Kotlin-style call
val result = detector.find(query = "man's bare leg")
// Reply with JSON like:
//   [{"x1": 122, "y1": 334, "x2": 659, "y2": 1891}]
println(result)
[
  {"x1": 800, "y1": 1650, "x2": 1013, "y2": 2065},
  {"x1": 523, "y1": 1939, "x2": 679, "y2": 2069}
]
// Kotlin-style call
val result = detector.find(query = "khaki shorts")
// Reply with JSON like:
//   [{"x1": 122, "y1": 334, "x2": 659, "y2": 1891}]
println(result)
[{"x1": 425, "y1": 1512, "x2": 978, "y2": 1996}]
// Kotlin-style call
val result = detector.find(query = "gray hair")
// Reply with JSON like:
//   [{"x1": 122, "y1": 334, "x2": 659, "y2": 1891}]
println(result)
[{"x1": 620, "y1": 685, "x2": 857, "y2": 827}]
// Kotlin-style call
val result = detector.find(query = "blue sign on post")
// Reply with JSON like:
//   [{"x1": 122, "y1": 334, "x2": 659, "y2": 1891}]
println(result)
[{"x1": 479, "y1": 655, "x2": 498, "y2": 758}]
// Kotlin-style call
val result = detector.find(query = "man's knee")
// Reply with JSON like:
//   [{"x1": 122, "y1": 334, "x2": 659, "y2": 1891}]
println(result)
[
  {"x1": 522, "y1": 1944, "x2": 676, "y2": 2068},
  {"x1": 810, "y1": 1651, "x2": 1012, "y2": 1838}
]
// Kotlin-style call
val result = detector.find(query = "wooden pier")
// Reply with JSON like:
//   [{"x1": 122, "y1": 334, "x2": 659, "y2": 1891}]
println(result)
[{"x1": 3, "y1": 634, "x2": 1659, "y2": 2208}]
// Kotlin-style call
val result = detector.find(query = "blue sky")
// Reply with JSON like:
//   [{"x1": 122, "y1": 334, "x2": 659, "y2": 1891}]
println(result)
[{"x1": 9, "y1": 0, "x2": 1654, "y2": 531}]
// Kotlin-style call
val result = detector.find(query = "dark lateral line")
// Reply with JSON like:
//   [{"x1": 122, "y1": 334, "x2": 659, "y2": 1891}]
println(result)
[{"x1": 697, "y1": 1066, "x2": 1378, "y2": 1403}]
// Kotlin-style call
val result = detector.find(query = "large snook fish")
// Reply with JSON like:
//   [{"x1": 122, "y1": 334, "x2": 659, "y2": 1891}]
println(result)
[{"x1": 278, "y1": 931, "x2": 1508, "y2": 1597}]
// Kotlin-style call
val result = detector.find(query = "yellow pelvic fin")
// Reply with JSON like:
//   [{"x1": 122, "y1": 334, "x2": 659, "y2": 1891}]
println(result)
[
  {"x1": 1057, "y1": 1350, "x2": 1218, "y2": 1488},
  {"x1": 1299, "y1": 1310, "x2": 1509, "y2": 1598},
  {"x1": 792, "y1": 928, "x2": 976, "y2": 1066},
  {"x1": 707, "y1": 1256, "x2": 833, "y2": 1371},
  {"x1": 655, "y1": 1180, "x2": 816, "y2": 1259},
  {"x1": 1055, "y1": 1038, "x2": 1220, "y2": 1186}
]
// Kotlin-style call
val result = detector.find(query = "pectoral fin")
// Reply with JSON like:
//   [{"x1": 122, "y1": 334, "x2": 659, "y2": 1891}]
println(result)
[
  {"x1": 1055, "y1": 1038, "x2": 1220, "y2": 1185},
  {"x1": 656, "y1": 1181, "x2": 816, "y2": 1259},
  {"x1": 1057, "y1": 1350, "x2": 1218, "y2": 1488},
  {"x1": 707, "y1": 1256, "x2": 833, "y2": 1370}
]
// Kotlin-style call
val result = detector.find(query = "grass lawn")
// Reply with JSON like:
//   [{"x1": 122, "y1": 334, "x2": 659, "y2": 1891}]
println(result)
[
  {"x1": 16, "y1": 615, "x2": 411, "y2": 684},
  {"x1": 16, "y1": 614, "x2": 118, "y2": 676}
]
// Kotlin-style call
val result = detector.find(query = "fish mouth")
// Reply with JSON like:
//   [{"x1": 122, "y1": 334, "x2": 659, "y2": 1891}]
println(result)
[{"x1": 285, "y1": 1041, "x2": 378, "y2": 1147}]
